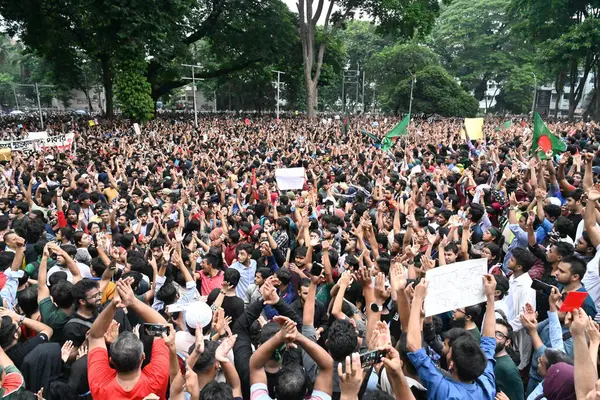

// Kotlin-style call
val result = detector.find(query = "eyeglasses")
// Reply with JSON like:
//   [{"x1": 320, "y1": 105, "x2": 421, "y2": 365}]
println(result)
[
  {"x1": 86, "y1": 292, "x2": 103, "y2": 300},
  {"x1": 495, "y1": 331, "x2": 507, "y2": 340}
]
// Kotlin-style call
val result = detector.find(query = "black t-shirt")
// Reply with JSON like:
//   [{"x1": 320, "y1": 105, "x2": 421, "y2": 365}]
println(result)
[
  {"x1": 6, "y1": 333, "x2": 49, "y2": 370},
  {"x1": 207, "y1": 288, "x2": 245, "y2": 325},
  {"x1": 567, "y1": 213, "x2": 582, "y2": 240}
]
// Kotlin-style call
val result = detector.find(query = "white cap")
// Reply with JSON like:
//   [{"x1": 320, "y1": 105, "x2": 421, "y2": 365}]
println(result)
[
  {"x1": 184, "y1": 301, "x2": 213, "y2": 329},
  {"x1": 547, "y1": 197, "x2": 562, "y2": 207}
]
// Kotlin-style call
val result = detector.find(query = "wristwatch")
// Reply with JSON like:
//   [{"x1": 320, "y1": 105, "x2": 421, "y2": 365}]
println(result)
[{"x1": 370, "y1": 303, "x2": 383, "y2": 313}]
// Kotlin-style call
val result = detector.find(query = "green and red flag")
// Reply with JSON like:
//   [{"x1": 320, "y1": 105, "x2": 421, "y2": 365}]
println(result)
[
  {"x1": 531, "y1": 112, "x2": 566, "y2": 159},
  {"x1": 342, "y1": 111, "x2": 350, "y2": 135},
  {"x1": 381, "y1": 114, "x2": 410, "y2": 151},
  {"x1": 494, "y1": 121, "x2": 512, "y2": 131}
]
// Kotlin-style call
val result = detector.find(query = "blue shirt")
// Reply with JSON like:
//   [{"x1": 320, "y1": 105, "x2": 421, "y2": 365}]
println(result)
[
  {"x1": 229, "y1": 259, "x2": 257, "y2": 299},
  {"x1": 407, "y1": 336, "x2": 497, "y2": 400}
]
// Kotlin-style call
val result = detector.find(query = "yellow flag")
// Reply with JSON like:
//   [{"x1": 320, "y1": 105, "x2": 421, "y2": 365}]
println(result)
[
  {"x1": 88, "y1": 120, "x2": 96, "y2": 127},
  {"x1": 460, "y1": 118, "x2": 484, "y2": 140}
]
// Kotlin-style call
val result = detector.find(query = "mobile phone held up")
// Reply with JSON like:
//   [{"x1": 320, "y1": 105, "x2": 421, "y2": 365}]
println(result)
[
  {"x1": 310, "y1": 262, "x2": 324, "y2": 276},
  {"x1": 531, "y1": 279, "x2": 554, "y2": 296},
  {"x1": 144, "y1": 323, "x2": 169, "y2": 337},
  {"x1": 359, "y1": 349, "x2": 387, "y2": 368}
]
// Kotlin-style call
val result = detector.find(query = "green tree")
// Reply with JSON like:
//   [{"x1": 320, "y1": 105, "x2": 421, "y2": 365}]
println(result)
[
  {"x1": 115, "y1": 59, "x2": 154, "y2": 122},
  {"x1": 431, "y1": 0, "x2": 537, "y2": 110},
  {"x1": 509, "y1": 0, "x2": 600, "y2": 120},
  {"x1": 388, "y1": 65, "x2": 479, "y2": 116},
  {"x1": 369, "y1": 43, "x2": 439, "y2": 112},
  {"x1": 297, "y1": 0, "x2": 449, "y2": 118}
]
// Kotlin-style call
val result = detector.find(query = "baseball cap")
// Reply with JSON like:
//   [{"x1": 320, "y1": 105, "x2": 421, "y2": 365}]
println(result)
[{"x1": 184, "y1": 301, "x2": 213, "y2": 330}]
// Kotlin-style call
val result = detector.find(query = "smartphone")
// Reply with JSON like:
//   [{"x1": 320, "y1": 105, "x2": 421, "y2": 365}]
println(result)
[
  {"x1": 531, "y1": 279, "x2": 554, "y2": 296},
  {"x1": 359, "y1": 349, "x2": 387, "y2": 368},
  {"x1": 310, "y1": 262, "x2": 324, "y2": 276},
  {"x1": 143, "y1": 323, "x2": 169, "y2": 337}
]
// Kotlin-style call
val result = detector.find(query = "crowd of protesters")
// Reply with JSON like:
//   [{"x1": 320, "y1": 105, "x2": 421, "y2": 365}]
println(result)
[{"x1": 0, "y1": 112, "x2": 596, "y2": 399}]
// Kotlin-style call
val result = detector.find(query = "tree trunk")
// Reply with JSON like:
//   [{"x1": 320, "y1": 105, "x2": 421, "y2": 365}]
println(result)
[
  {"x1": 306, "y1": 79, "x2": 318, "y2": 117},
  {"x1": 568, "y1": 55, "x2": 595, "y2": 121},
  {"x1": 595, "y1": 67, "x2": 600, "y2": 121},
  {"x1": 554, "y1": 69, "x2": 565, "y2": 118},
  {"x1": 83, "y1": 88, "x2": 94, "y2": 112},
  {"x1": 100, "y1": 56, "x2": 114, "y2": 118}
]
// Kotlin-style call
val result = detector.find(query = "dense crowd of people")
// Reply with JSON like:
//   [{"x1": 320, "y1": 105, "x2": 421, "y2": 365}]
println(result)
[{"x1": 0, "y1": 112, "x2": 597, "y2": 399}]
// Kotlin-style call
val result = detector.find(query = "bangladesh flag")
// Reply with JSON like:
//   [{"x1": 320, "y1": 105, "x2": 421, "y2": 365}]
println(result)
[
  {"x1": 382, "y1": 114, "x2": 410, "y2": 151},
  {"x1": 531, "y1": 112, "x2": 566, "y2": 159},
  {"x1": 361, "y1": 129, "x2": 380, "y2": 143},
  {"x1": 494, "y1": 121, "x2": 512, "y2": 131},
  {"x1": 342, "y1": 111, "x2": 350, "y2": 135}
]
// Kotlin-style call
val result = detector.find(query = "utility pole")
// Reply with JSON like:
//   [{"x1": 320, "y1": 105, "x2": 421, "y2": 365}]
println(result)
[
  {"x1": 272, "y1": 70, "x2": 285, "y2": 119},
  {"x1": 181, "y1": 64, "x2": 204, "y2": 128},
  {"x1": 354, "y1": 62, "x2": 360, "y2": 112},
  {"x1": 531, "y1": 72, "x2": 537, "y2": 116},
  {"x1": 14, "y1": 83, "x2": 53, "y2": 130},
  {"x1": 408, "y1": 70, "x2": 417, "y2": 118},
  {"x1": 362, "y1": 71, "x2": 366, "y2": 114},
  {"x1": 10, "y1": 84, "x2": 18, "y2": 110},
  {"x1": 342, "y1": 64, "x2": 360, "y2": 113},
  {"x1": 34, "y1": 83, "x2": 43, "y2": 129}
]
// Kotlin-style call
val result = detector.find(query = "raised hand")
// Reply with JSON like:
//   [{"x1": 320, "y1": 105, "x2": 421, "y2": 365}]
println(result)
[{"x1": 61, "y1": 340, "x2": 74, "y2": 363}]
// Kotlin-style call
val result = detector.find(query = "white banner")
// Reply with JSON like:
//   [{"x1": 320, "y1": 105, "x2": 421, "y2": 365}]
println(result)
[
  {"x1": 275, "y1": 167, "x2": 305, "y2": 190},
  {"x1": 0, "y1": 133, "x2": 74, "y2": 152},
  {"x1": 424, "y1": 258, "x2": 487, "y2": 317}
]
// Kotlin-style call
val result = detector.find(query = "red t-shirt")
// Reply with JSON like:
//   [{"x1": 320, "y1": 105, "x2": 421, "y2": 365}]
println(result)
[{"x1": 88, "y1": 339, "x2": 170, "y2": 400}]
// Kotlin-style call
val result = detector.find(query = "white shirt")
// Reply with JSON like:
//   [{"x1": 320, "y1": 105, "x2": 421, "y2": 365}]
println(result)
[
  {"x1": 506, "y1": 272, "x2": 536, "y2": 332},
  {"x1": 47, "y1": 265, "x2": 74, "y2": 285},
  {"x1": 582, "y1": 244, "x2": 600, "y2": 323}
]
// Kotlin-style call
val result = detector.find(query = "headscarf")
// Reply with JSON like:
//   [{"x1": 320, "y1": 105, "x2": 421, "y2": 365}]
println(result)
[{"x1": 539, "y1": 362, "x2": 576, "y2": 400}]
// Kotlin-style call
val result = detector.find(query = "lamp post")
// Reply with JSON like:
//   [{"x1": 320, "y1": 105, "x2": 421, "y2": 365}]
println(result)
[
  {"x1": 272, "y1": 70, "x2": 285, "y2": 119},
  {"x1": 408, "y1": 70, "x2": 417, "y2": 117},
  {"x1": 531, "y1": 72, "x2": 537, "y2": 116},
  {"x1": 181, "y1": 64, "x2": 204, "y2": 128}
]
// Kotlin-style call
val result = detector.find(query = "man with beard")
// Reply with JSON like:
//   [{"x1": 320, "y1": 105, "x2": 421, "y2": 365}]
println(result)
[
  {"x1": 493, "y1": 318, "x2": 524, "y2": 400},
  {"x1": 451, "y1": 304, "x2": 482, "y2": 341},
  {"x1": 62, "y1": 278, "x2": 130, "y2": 357}
]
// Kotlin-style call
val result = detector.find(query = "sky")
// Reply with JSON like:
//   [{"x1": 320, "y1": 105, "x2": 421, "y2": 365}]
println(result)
[{"x1": 281, "y1": 0, "x2": 337, "y2": 25}]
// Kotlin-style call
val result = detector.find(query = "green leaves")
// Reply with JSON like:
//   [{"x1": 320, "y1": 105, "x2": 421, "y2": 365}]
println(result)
[{"x1": 115, "y1": 59, "x2": 154, "y2": 122}]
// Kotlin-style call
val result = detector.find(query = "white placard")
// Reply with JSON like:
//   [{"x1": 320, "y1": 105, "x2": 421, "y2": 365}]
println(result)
[
  {"x1": 28, "y1": 131, "x2": 48, "y2": 140},
  {"x1": 133, "y1": 123, "x2": 141, "y2": 135},
  {"x1": 275, "y1": 167, "x2": 305, "y2": 190},
  {"x1": 424, "y1": 258, "x2": 487, "y2": 317}
]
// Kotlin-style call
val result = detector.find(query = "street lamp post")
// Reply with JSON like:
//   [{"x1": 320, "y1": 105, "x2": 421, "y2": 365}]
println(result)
[
  {"x1": 272, "y1": 70, "x2": 285, "y2": 119},
  {"x1": 531, "y1": 72, "x2": 537, "y2": 116},
  {"x1": 181, "y1": 64, "x2": 204, "y2": 128},
  {"x1": 408, "y1": 70, "x2": 416, "y2": 117}
]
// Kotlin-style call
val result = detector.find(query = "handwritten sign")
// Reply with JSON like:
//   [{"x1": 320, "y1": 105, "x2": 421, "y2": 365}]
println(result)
[
  {"x1": 424, "y1": 258, "x2": 487, "y2": 317},
  {"x1": 133, "y1": 123, "x2": 141, "y2": 135},
  {"x1": 275, "y1": 167, "x2": 305, "y2": 190},
  {"x1": 0, "y1": 133, "x2": 74, "y2": 152}
]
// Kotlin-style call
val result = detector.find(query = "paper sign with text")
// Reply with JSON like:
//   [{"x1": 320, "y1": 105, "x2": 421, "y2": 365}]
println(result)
[
  {"x1": 424, "y1": 258, "x2": 487, "y2": 317},
  {"x1": 275, "y1": 167, "x2": 305, "y2": 190}
]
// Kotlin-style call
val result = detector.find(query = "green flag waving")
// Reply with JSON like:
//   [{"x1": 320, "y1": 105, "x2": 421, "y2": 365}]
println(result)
[
  {"x1": 494, "y1": 121, "x2": 512, "y2": 131},
  {"x1": 531, "y1": 112, "x2": 566, "y2": 159},
  {"x1": 382, "y1": 114, "x2": 410, "y2": 151},
  {"x1": 361, "y1": 129, "x2": 380, "y2": 143}
]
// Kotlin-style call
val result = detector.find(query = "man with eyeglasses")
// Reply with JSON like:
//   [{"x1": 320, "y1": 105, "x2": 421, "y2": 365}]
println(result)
[
  {"x1": 493, "y1": 318, "x2": 524, "y2": 400},
  {"x1": 62, "y1": 278, "x2": 130, "y2": 360}
]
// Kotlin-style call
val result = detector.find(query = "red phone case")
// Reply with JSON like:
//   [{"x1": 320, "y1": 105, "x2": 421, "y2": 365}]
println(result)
[{"x1": 559, "y1": 291, "x2": 588, "y2": 313}]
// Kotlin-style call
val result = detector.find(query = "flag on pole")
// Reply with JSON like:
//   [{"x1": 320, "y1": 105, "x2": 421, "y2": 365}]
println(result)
[
  {"x1": 494, "y1": 121, "x2": 512, "y2": 131},
  {"x1": 381, "y1": 114, "x2": 410, "y2": 151},
  {"x1": 360, "y1": 129, "x2": 380, "y2": 143},
  {"x1": 531, "y1": 112, "x2": 566, "y2": 159},
  {"x1": 342, "y1": 111, "x2": 350, "y2": 135}
]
